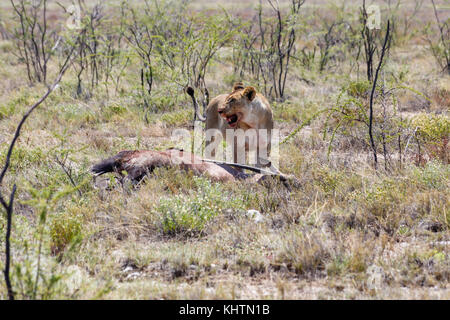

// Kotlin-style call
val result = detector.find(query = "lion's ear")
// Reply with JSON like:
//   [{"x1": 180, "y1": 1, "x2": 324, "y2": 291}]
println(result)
[
  {"x1": 243, "y1": 86, "x2": 256, "y2": 101},
  {"x1": 232, "y1": 82, "x2": 244, "y2": 91}
]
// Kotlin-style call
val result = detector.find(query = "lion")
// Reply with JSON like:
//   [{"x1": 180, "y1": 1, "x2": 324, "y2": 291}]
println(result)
[{"x1": 187, "y1": 83, "x2": 273, "y2": 167}]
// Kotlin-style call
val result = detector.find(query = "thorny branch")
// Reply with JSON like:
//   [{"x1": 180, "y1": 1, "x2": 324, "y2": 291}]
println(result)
[{"x1": 0, "y1": 36, "x2": 79, "y2": 301}]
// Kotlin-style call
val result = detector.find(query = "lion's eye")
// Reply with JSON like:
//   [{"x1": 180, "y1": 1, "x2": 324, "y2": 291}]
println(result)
[{"x1": 228, "y1": 98, "x2": 235, "y2": 103}]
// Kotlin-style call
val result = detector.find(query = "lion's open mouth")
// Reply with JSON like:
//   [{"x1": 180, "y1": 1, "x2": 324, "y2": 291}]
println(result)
[{"x1": 226, "y1": 114, "x2": 238, "y2": 126}]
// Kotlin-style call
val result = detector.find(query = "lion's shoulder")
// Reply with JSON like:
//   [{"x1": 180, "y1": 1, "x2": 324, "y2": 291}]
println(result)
[{"x1": 254, "y1": 93, "x2": 272, "y2": 112}]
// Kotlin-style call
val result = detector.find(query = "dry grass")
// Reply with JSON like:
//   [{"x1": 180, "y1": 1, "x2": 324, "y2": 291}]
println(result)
[{"x1": 0, "y1": 0, "x2": 448, "y2": 300}]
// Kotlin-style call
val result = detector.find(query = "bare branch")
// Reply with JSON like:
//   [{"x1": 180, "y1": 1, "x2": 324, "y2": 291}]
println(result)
[
  {"x1": 0, "y1": 35, "x2": 79, "y2": 300},
  {"x1": 368, "y1": 20, "x2": 391, "y2": 169}
]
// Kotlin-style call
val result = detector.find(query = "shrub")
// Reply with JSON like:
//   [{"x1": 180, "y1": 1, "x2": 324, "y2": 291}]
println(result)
[
  {"x1": 314, "y1": 166, "x2": 342, "y2": 195},
  {"x1": 0, "y1": 146, "x2": 47, "y2": 174},
  {"x1": 153, "y1": 176, "x2": 245, "y2": 236},
  {"x1": 0, "y1": 103, "x2": 15, "y2": 120},
  {"x1": 411, "y1": 113, "x2": 450, "y2": 142},
  {"x1": 411, "y1": 160, "x2": 450, "y2": 190},
  {"x1": 423, "y1": 1, "x2": 449, "y2": 74},
  {"x1": 159, "y1": 109, "x2": 192, "y2": 127},
  {"x1": 107, "y1": 103, "x2": 127, "y2": 116},
  {"x1": 0, "y1": 88, "x2": 38, "y2": 119},
  {"x1": 323, "y1": 80, "x2": 373, "y2": 157},
  {"x1": 276, "y1": 229, "x2": 331, "y2": 275},
  {"x1": 345, "y1": 80, "x2": 371, "y2": 99},
  {"x1": 363, "y1": 178, "x2": 406, "y2": 217},
  {"x1": 410, "y1": 113, "x2": 449, "y2": 163},
  {"x1": 49, "y1": 211, "x2": 83, "y2": 256}
]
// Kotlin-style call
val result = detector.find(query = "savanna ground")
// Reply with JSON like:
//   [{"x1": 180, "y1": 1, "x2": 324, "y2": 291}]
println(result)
[{"x1": 0, "y1": 0, "x2": 449, "y2": 299}]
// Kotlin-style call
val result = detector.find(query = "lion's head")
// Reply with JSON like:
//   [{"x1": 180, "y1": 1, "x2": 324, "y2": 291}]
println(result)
[{"x1": 217, "y1": 82, "x2": 257, "y2": 128}]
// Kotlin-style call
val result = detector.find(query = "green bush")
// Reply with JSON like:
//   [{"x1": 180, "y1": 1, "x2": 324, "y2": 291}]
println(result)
[
  {"x1": 0, "y1": 103, "x2": 15, "y2": 120},
  {"x1": 345, "y1": 80, "x2": 371, "y2": 99},
  {"x1": 0, "y1": 88, "x2": 39, "y2": 119},
  {"x1": 0, "y1": 146, "x2": 47, "y2": 173},
  {"x1": 347, "y1": 178, "x2": 406, "y2": 219},
  {"x1": 107, "y1": 103, "x2": 128, "y2": 115},
  {"x1": 411, "y1": 160, "x2": 450, "y2": 190},
  {"x1": 159, "y1": 109, "x2": 192, "y2": 127},
  {"x1": 411, "y1": 113, "x2": 449, "y2": 163},
  {"x1": 49, "y1": 211, "x2": 83, "y2": 256},
  {"x1": 411, "y1": 113, "x2": 450, "y2": 142},
  {"x1": 153, "y1": 176, "x2": 244, "y2": 236},
  {"x1": 314, "y1": 167, "x2": 342, "y2": 194}
]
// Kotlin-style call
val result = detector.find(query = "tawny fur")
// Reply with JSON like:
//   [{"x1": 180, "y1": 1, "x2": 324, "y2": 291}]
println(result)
[{"x1": 196, "y1": 83, "x2": 274, "y2": 166}]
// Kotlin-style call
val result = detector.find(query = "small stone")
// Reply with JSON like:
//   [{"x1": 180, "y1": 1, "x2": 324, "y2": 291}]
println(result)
[
  {"x1": 123, "y1": 266, "x2": 134, "y2": 273},
  {"x1": 125, "y1": 272, "x2": 141, "y2": 280},
  {"x1": 246, "y1": 209, "x2": 265, "y2": 223}
]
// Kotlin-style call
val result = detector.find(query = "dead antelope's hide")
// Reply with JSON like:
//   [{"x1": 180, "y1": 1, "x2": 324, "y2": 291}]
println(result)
[
  {"x1": 92, "y1": 149, "x2": 250, "y2": 183},
  {"x1": 91, "y1": 149, "x2": 299, "y2": 188}
]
